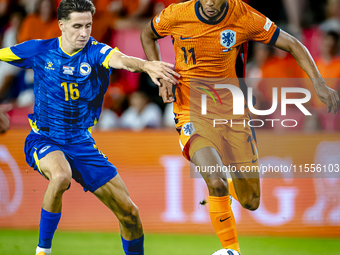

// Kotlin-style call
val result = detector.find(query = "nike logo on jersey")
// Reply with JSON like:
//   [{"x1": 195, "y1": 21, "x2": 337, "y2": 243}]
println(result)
[
  {"x1": 39, "y1": 146, "x2": 51, "y2": 154},
  {"x1": 220, "y1": 216, "x2": 231, "y2": 222},
  {"x1": 252, "y1": 159, "x2": 258, "y2": 164},
  {"x1": 180, "y1": 36, "x2": 194, "y2": 40}
]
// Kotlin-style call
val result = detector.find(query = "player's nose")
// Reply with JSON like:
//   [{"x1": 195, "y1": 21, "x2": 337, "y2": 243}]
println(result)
[
  {"x1": 205, "y1": 0, "x2": 215, "y2": 7},
  {"x1": 80, "y1": 28, "x2": 88, "y2": 37}
]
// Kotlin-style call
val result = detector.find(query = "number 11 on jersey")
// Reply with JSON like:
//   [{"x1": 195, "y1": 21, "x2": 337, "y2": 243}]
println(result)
[{"x1": 61, "y1": 82, "x2": 79, "y2": 101}]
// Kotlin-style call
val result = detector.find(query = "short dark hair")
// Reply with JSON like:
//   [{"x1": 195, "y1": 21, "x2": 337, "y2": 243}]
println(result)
[{"x1": 57, "y1": 0, "x2": 95, "y2": 20}]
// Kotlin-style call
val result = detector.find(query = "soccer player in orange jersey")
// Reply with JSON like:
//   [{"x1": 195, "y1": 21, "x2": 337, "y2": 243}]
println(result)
[{"x1": 141, "y1": 0, "x2": 340, "y2": 253}]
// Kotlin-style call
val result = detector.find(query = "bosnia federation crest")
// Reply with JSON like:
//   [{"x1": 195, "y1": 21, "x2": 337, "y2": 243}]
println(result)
[
  {"x1": 80, "y1": 62, "x2": 91, "y2": 76},
  {"x1": 220, "y1": 30, "x2": 236, "y2": 49}
]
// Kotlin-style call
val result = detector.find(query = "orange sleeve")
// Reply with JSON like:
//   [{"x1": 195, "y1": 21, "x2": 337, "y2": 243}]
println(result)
[
  {"x1": 151, "y1": 3, "x2": 177, "y2": 38},
  {"x1": 239, "y1": 0, "x2": 280, "y2": 45}
]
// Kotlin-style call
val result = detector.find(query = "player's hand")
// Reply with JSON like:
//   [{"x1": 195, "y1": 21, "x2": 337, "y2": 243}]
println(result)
[
  {"x1": 159, "y1": 79, "x2": 175, "y2": 103},
  {"x1": 0, "y1": 104, "x2": 12, "y2": 134},
  {"x1": 143, "y1": 61, "x2": 180, "y2": 86},
  {"x1": 314, "y1": 80, "x2": 340, "y2": 114}
]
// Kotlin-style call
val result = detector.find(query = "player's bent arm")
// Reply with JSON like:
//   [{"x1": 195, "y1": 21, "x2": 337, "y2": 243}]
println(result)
[
  {"x1": 274, "y1": 30, "x2": 340, "y2": 113},
  {"x1": 140, "y1": 21, "x2": 162, "y2": 62},
  {"x1": 108, "y1": 49, "x2": 179, "y2": 86},
  {"x1": 140, "y1": 22, "x2": 175, "y2": 103}
]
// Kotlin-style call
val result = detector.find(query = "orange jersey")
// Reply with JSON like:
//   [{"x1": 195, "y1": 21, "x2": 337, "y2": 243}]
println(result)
[{"x1": 152, "y1": 0, "x2": 279, "y2": 118}]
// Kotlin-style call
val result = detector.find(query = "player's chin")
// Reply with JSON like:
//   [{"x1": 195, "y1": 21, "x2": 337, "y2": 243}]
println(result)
[
  {"x1": 76, "y1": 40, "x2": 88, "y2": 48},
  {"x1": 204, "y1": 11, "x2": 219, "y2": 19}
]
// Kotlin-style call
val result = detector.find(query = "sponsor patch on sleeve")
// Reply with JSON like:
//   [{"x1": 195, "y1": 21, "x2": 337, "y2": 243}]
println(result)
[
  {"x1": 100, "y1": 45, "x2": 111, "y2": 54},
  {"x1": 264, "y1": 17, "x2": 273, "y2": 32},
  {"x1": 156, "y1": 12, "x2": 161, "y2": 25}
]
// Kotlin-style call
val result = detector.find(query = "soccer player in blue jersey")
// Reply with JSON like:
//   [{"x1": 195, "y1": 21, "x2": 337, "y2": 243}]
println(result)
[{"x1": 0, "y1": 0, "x2": 180, "y2": 254}]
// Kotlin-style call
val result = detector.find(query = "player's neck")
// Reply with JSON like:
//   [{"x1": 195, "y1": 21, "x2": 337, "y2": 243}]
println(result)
[{"x1": 60, "y1": 36, "x2": 81, "y2": 55}]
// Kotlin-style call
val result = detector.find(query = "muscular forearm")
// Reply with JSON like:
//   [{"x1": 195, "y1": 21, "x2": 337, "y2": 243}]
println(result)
[
  {"x1": 288, "y1": 37, "x2": 322, "y2": 80},
  {"x1": 275, "y1": 30, "x2": 325, "y2": 87},
  {"x1": 119, "y1": 55, "x2": 147, "y2": 73},
  {"x1": 275, "y1": 30, "x2": 340, "y2": 113}
]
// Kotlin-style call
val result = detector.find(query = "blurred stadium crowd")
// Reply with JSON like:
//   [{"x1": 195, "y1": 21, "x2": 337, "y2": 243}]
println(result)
[{"x1": 0, "y1": 0, "x2": 339, "y2": 131}]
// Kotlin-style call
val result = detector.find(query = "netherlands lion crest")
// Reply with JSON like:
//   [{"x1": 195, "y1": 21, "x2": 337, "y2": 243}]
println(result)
[{"x1": 220, "y1": 30, "x2": 236, "y2": 48}]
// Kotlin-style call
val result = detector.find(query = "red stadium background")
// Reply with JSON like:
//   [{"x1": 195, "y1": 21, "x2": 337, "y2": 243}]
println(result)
[{"x1": 0, "y1": 129, "x2": 339, "y2": 237}]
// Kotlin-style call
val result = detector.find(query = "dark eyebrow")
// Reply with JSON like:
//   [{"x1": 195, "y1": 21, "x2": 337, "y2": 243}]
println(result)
[{"x1": 73, "y1": 22, "x2": 92, "y2": 27}]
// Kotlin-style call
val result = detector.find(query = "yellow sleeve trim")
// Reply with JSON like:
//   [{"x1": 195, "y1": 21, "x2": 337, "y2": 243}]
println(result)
[
  {"x1": 102, "y1": 47, "x2": 119, "y2": 69},
  {"x1": 0, "y1": 47, "x2": 21, "y2": 62}
]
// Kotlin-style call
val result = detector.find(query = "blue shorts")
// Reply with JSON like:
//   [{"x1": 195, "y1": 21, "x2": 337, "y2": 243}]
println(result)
[{"x1": 24, "y1": 131, "x2": 118, "y2": 192}]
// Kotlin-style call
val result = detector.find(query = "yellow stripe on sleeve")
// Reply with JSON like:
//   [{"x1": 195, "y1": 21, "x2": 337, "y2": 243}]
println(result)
[
  {"x1": 102, "y1": 47, "x2": 119, "y2": 69},
  {"x1": 0, "y1": 47, "x2": 21, "y2": 62}
]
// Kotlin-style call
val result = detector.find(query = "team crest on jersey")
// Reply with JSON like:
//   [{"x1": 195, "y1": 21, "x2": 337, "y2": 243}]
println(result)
[
  {"x1": 63, "y1": 66, "x2": 74, "y2": 75},
  {"x1": 221, "y1": 30, "x2": 236, "y2": 49},
  {"x1": 45, "y1": 60, "x2": 55, "y2": 70},
  {"x1": 182, "y1": 122, "x2": 195, "y2": 136},
  {"x1": 80, "y1": 62, "x2": 91, "y2": 76}
]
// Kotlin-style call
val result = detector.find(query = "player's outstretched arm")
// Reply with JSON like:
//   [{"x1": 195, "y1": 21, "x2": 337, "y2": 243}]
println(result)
[
  {"x1": 140, "y1": 21, "x2": 175, "y2": 103},
  {"x1": 108, "y1": 49, "x2": 179, "y2": 86},
  {"x1": 274, "y1": 30, "x2": 340, "y2": 114},
  {"x1": 0, "y1": 104, "x2": 12, "y2": 134}
]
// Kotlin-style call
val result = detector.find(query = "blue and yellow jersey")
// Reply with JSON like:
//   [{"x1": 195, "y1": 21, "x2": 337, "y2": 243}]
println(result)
[{"x1": 0, "y1": 37, "x2": 118, "y2": 144}]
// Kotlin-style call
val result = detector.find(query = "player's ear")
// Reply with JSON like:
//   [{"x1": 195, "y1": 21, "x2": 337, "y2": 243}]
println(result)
[{"x1": 58, "y1": 19, "x2": 65, "y2": 32}]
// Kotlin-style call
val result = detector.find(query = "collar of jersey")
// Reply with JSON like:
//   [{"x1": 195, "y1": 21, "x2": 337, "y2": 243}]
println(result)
[
  {"x1": 58, "y1": 36, "x2": 83, "y2": 57},
  {"x1": 195, "y1": 0, "x2": 229, "y2": 25}
]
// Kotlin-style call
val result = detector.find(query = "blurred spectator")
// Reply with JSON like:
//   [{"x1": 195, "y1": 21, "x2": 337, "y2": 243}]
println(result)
[
  {"x1": 121, "y1": 0, "x2": 153, "y2": 18},
  {"x1": 153, "y1": 0, "x2": 183, "y2": 15},
  {"x1": 320, "y1": 0, "x2": 340, "y2": 34},
  {"x1": 18, "y1": 0, "x2": 60, "y2": 43},
  {"x1": 0, "y1": 0, "x2": 8, "y2": 23},
  {"x1": 0, "y1": 12, "x2": 24, "y2": 102},
  {"x1": 305, "y1": 31, "x2": 340, "y2": 130},
  {"x1": 282, "y1": 0, "x2": 306, "y2": 37},
  {"x1": 96, "y1": 71, "x2": 129, "y2": 130},
  {"x1": 91, "y1": 0, "x2": 115, "y2": 44},
  {"x1": 120, "y1": 91, "x2": 162, "y2": 131}
]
